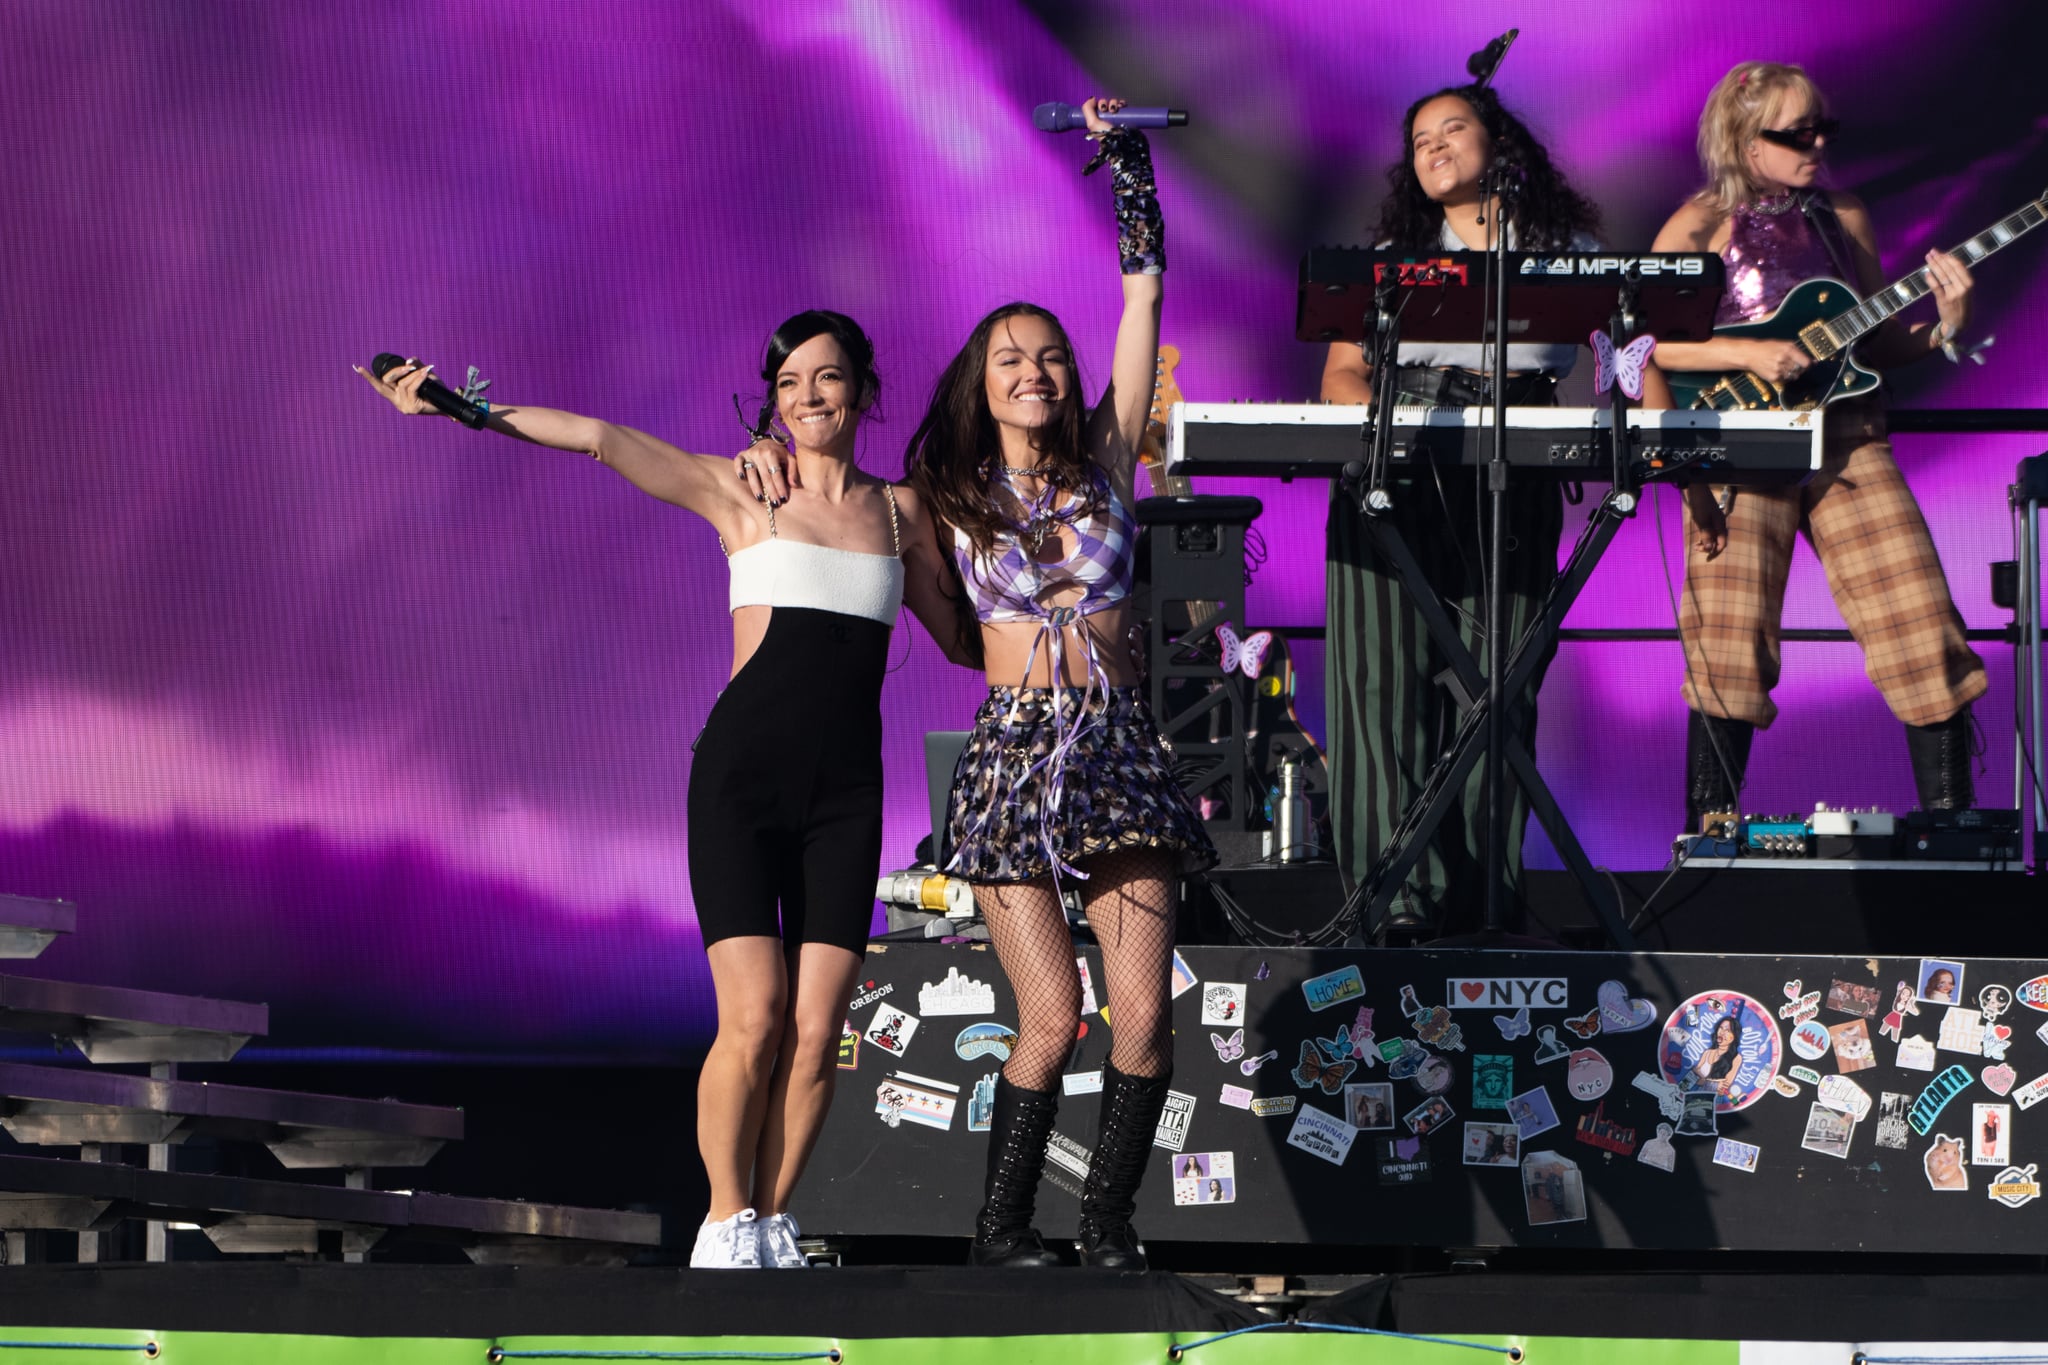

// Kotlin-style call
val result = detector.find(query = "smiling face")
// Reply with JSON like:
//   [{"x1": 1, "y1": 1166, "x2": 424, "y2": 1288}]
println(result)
[
  {"x1": 1747, "y1": 88, "x2": 1828, "y2": 196},
  {"x1": 1928, "y1": 969, "x2": 1956, "y2": 999},
  {"x1": 982, "y1": 311, "x2": 1071, "y2": 440},
  {"x1": 774, "y1": 333, "x2": 865, "y2": 455},
  {"x1": 1409, "y1": 94, "x2": 1492, "y2": 206}
]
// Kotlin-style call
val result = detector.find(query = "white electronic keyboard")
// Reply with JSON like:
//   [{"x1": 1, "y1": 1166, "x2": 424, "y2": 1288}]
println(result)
[{"x1": 1166, "y1": 403, "x2": 1824, "y2": 484}]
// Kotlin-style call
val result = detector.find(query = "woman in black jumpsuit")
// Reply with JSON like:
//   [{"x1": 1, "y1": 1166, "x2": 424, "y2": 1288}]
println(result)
[{"x1": 359, "y1": 312, "x2": 964, "y2": 1267}]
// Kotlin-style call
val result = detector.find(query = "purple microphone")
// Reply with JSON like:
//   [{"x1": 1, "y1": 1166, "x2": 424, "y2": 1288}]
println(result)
[{"x1": 1033, "y1": 103, "x2": 1189, "y2": 133}]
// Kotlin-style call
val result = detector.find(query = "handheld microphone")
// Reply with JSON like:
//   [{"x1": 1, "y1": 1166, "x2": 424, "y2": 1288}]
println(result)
[
  {"x1": 1033, "y1": 102, "x2": 1189, "y2": 133},
  {"x1": 1466, "y1": 29, "x2": 1518, "y2": 88},
  {"x1": 370, "y1": 353, "x2": 489, "y2": 429}
]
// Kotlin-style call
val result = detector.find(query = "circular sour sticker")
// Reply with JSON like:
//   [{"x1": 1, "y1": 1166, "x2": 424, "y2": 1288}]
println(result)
[{"x1": 1658, "y1": 991, "x2": 1783, "y2": 1113}]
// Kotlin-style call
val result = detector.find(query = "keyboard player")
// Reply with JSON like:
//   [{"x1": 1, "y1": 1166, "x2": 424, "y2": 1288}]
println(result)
[{"x1": 1319, "y1": 81, "x2": 1670, "y2": 930}]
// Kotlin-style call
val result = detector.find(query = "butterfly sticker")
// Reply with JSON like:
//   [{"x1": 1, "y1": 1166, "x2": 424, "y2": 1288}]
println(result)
[
  {"x1": 1240, "y1": 1048, "x2": 1280, "y2": 1076},
  {"x1": 1292, "y1": 1039, "x2": 1358, "y2": 1095},
  {"x1": 1494, "y1": 1005, "x2": 1531, "y2": 1041},
  {"x1": 1562, "y1": 1009, "x2": 1603, "y2": 1040},
  {"x1": 1215, "y1": 623, "x2": 1274, "y2": 680},
  {"x1": 1589, "y1": 330, "x2": 1656, "y2": 401},
  {"x1": 1317, "y1": 1024, "x2": 1359, "y2": 1062},
  {"x1": 1210, "y1": 1028, "x2": 1245, "y2": 1063}
]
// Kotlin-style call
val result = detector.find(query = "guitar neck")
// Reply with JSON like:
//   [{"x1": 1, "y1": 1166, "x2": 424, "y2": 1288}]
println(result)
[
  {"x1": 1821, "y1": 195, "x2": 2048, "y2": 349},
  {"x1": 1143, "y1": 461, "x2": 1192, "y2": 500}
]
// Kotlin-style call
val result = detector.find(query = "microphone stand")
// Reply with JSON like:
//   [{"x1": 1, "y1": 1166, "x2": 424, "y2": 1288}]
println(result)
[
  {"x1": 1607, "y1": 265, "x2": 1643, "y2": 504},
  {"x1": 1354, "y1": 273, "x2": 1403, "y2": 516},
  {"x1": 1480, "y1": 161, "x2": 1518, "y2": 938}
]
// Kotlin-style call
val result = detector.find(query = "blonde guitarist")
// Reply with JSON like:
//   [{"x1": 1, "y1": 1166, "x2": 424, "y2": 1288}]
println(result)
[{"x1": 1650, "y1": 61, "x2": 1986, "y2": 826}]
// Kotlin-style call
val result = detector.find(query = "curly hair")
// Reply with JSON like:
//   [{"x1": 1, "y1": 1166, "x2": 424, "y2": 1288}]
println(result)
[
  {"x1": 1375, "y1": 84, "x2": 1601, "y2": 252},
  {"x1": 903, "y1": 303, "x2": 1107, "y2": 666},
  {"x1": 1692, "y1": 61, "x2": 1829, "y2": 215}
]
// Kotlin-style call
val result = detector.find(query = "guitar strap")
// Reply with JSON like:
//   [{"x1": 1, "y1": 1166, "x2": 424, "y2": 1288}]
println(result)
[{"x1": 1798, "y1": 190, "x2": 1859, "y2": 286}]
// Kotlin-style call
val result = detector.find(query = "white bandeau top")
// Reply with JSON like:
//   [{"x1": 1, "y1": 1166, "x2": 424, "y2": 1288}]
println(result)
[
  {"x1": 724, "y1": 482, "x2": 904, "y2": 625},
  {"x1": 728, "y1": 539, "x2": 904, "y2": 624}
]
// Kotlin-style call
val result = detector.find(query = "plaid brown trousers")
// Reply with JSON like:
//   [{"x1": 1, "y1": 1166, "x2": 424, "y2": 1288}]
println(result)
[{"x1": 1680, "y1": 419, "x2": 1986, "y2": 729}]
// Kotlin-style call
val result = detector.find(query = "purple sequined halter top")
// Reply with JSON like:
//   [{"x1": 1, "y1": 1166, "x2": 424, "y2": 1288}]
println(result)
[{"x1": 1716, "y1": 194, "x2": 1851, "y2": 326}]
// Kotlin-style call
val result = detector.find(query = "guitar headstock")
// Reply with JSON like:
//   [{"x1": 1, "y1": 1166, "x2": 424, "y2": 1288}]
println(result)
[{"x1": 1140, "y1": 344, "x2": 1185, "y2": 496}]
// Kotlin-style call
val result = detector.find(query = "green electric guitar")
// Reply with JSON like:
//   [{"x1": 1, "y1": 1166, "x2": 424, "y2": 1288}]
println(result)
[{"x1": 1671, "y1": 185, "x2": 2048, "y2": 411}]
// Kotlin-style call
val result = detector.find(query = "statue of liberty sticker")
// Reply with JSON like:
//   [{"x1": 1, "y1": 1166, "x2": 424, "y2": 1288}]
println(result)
[{"x1": 1658, "y1": 991, "x2": 1782, "y2": 1113}]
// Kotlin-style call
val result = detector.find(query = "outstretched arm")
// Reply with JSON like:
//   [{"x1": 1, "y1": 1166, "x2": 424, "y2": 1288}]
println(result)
[{"x1": 357, "y1": 357, "x2": 772, "y2": 524}]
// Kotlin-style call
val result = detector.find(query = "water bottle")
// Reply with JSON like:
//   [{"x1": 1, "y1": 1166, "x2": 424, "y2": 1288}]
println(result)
[{"x1": 1274, "y1": 754, "x2": 1316, "y2": 863}]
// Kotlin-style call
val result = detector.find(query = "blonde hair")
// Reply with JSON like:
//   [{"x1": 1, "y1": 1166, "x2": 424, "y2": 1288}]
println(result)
[{"x1": 1691, "y1": 61, "x2": 1829, "y2": 215}]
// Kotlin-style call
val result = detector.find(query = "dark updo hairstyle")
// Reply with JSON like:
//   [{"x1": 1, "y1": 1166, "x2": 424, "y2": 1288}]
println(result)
[
  {"x1": 752, "y1": 309, "x2": 882, "y2": 435},
  {"x1": 1376, "y1": 83, "x2": 1601, "y2": 253}
]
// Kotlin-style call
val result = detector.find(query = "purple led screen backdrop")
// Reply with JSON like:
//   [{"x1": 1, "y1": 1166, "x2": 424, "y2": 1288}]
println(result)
[{"x1": 3, "y1": 2, "x2": 2042, "y2": 1058}]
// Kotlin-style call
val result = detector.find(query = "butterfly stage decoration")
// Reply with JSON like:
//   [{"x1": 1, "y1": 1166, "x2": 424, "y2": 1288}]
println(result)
[
  {"x1": 1292, "y1": 1039, "x2": 1358, "y2": 1095},
  {"x1": 1590, "y1": 331, "x2": 1656, "y2": 402},
  {"x1": 1215, "y1": 623, "x2": 1274, "y2": 680},
  {"x1": 1494, "y1": 1005, "x2": 1531, "y2": 1041},
  {"x1": 1210, "y1": 1028, "x2": 1245, "y2": 1063}
]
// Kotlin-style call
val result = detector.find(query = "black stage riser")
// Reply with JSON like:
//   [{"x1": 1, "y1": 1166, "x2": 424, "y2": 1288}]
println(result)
[{"x1": 809, "y1": 943, "x2": 2048, "y2": 1254}]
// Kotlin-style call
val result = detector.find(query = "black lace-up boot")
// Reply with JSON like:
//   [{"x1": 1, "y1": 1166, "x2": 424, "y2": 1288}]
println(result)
[
  {"x1": 1907, "y1": 707, "x2": 1976, "y2": 810},
  {"x1": 1076, "y1": 1062, "x2": 1172, "y2": 1269},
  {"x1": 968, "y1": 1076, "x2": 1062, "y2": 1267},
  {"x1": 1685, "y1": 709, "x2": 1755, "y2": 834}
]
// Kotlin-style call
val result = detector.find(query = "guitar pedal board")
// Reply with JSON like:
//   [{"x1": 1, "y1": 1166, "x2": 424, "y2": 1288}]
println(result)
[{"x1": 1673, "y1": 804, "x2": 2021, "y2": 866}]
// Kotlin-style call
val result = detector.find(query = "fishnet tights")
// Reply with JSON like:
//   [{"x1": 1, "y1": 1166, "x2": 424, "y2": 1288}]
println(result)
[{"x1": 975, "y1": 847, "x2": 1178, "y2": 1091}]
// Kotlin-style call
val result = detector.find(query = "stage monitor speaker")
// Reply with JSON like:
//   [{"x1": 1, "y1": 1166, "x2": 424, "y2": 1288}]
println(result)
[{"x1": 1136, "y1": 495, "x2": 1263, "y2": 832}]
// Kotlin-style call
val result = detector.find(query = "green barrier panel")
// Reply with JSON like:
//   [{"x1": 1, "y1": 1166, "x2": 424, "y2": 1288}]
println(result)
[{"x1": 0, "y1": 1331, "x2": 1750, "y2": 1365}]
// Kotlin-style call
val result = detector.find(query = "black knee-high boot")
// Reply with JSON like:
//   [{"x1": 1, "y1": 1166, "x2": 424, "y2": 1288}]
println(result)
[
  {"x1": 969, "y1": 1076, "x2": 1062, "y2": 1267},
  {"x1": 1907, "y1": 707, "x2": 1976, "y2": 810},
  {"x1": 1685, "y1": 709, "x2": 1754, "y2": 834},
  {"x1": 1077, "y1": 1062, "x2": 1172, "y2": 1269}
]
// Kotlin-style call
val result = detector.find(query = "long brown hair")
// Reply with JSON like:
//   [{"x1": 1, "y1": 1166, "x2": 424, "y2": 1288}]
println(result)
[{"x1": 904, "y1": 303, "x2": 1104, "y2": 665}]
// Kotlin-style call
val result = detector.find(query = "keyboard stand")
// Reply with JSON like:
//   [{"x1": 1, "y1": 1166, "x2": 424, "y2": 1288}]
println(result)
[{"x1": 1344, "y1": 489, "x2": 1636, "y2": 948}]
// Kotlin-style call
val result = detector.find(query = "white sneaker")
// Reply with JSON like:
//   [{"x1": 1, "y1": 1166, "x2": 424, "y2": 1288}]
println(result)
[
  {"x1": 689, "y1": 1208, "x2": 760, "y2": 1268},
  {"x1": 758, "y1": 1212, "x2": 808, "y2": 1268}
]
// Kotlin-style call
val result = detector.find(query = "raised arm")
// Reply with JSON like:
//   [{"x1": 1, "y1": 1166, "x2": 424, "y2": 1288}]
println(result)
[
  {"x1": 1078, "y1": 99, "x2": 1166, "y2": 492},
  {"x1": 357, "y1": 357, "x2": 773, "y2": 525}
]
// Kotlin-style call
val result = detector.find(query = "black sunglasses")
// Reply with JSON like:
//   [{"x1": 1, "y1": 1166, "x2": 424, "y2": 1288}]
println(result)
[{"x1": 1757, "y1": 118, "x2": 1839, "y2": 152}]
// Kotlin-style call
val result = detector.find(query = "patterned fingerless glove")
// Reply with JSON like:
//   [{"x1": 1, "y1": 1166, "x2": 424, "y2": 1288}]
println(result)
[{"x1": 1083, "y1": 128, "x2": 1164, "y2": 276}]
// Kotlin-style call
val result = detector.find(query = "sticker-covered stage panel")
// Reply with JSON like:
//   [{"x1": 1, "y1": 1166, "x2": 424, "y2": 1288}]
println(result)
[{"x1": 805, "y1": 945, "x2": 2048, "y2": 1252}]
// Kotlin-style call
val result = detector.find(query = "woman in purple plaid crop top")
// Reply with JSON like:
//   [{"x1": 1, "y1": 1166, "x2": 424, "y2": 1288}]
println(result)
[{"x1": 905, "y1": 98, "x2": 1214, "y2": 1273}]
